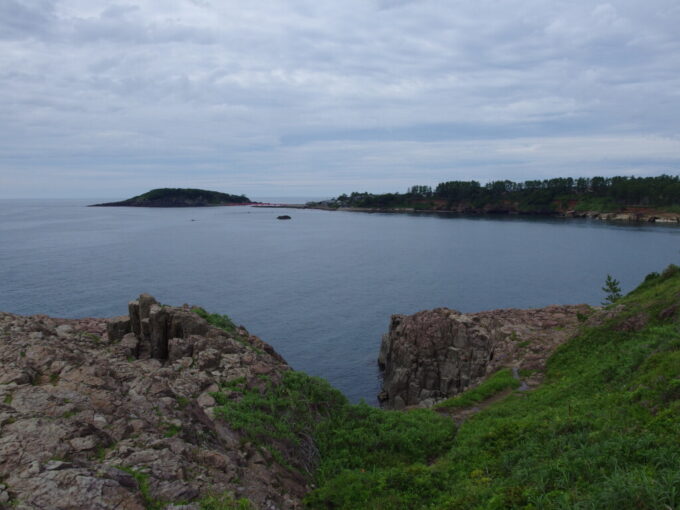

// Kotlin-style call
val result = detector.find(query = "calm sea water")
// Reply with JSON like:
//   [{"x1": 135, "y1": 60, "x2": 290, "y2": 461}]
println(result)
[{"x1": 1, "y1": 199, "x2": 679, "y2": 403}]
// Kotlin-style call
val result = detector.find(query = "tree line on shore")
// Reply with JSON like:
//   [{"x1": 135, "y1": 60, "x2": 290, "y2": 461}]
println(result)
[{"x1": 329, "y1": 174, "x2": 680, "y2": 212}]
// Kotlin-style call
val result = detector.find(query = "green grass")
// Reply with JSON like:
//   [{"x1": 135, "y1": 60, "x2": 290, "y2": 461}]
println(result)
[
  {"x1": 117, "y1": 466, "x2": 163, "y2": 510},
  {"x1": 163, "y1": 423, "x2": 182, "y2": 438},
  {"x1": 435, "y1": 368, "x2": 521, "y2": 410},
  {"x1": 198, "y1": 493, "x2": 253, "y2": 509},
  {"x1": 193, "y1": 306, "x2": 263, "y2": 353},
  {"x1": 211, "y1": 370, "x2": 456, "y2": 483},
  {"x1": 192, "y1": 307, "x2": 238, "y2": 334},
  {"x1": 303, "y1": 264, "x2": 680, "y2": 508}
]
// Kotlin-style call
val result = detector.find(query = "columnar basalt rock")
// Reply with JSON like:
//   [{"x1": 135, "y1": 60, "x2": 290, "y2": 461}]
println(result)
[
  {"x1": 378, "y1": 304, "x2": 593, "y2": 409},
  {"x1": 0, "y1": 296, "x2": 303, "y2": 509},
  {"x1": 109, "y1": 295, "x2": 214, "y2": 363}
]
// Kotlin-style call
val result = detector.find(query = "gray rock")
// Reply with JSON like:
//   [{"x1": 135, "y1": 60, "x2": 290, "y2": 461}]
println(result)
[
  {"x1": 0, "y1": 299, "x2": 299, "y2": 510},
  {"x1": 119, "y1": 333, "x2": 140, "y2": 358},
  {"x1": 149, "y1": 304, "x2": 169, "y2": 359},
  {"x1": 55, "y1": 324, "x2": 73, "y2": 338},
  {"x1": 129, "y1": 300, "x2": 141, "y2": 336},
  {"x1": 107, "y1": 316, "x2": 131, "y2": 342}
]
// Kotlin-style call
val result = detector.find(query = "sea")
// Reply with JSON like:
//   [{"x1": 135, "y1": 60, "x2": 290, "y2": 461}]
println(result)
[{"x1": 1, "y1": 198, "x2": 679, "y2": 403}]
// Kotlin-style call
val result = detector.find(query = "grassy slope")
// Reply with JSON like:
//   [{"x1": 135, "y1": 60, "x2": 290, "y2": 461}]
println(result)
[{"x1": 207, "y1": 266, "x2": 680, "y2": 509}]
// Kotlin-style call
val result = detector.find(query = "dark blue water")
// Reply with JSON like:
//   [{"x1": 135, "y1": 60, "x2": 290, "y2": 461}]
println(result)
[{"x1": 1, "y1": 199, "x2": 679, "y2": 402}]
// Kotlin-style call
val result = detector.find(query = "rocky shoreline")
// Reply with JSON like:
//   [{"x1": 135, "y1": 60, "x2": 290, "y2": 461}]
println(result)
[
  {"x1": 0, "y1": 295, "x2": 305, "y2": 509},
  {"x1": 0, "y1": 292, "x2": 652, "y2": 508},
  {"x1": 297, "y1": 204, "x2": 680, "y2": 223}
]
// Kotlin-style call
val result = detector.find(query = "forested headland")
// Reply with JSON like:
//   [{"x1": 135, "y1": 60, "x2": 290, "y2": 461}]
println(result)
[{"x1": 315, "y1": 175, "x2": 680, "y2": 218}]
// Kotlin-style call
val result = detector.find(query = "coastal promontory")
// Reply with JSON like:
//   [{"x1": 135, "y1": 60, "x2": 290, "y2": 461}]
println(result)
[
  {"x1": 3, "y1": 268, "x2": 680, "y2": 507},
  {"x1": 90, "y1": 188, "x2": 251, "y2": 207}
]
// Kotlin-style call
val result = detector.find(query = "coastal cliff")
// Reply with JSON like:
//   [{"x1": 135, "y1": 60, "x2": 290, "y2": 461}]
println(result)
[
  {"x1": 0, "y1": 295, "x2": 307, "y2": 509},
  {"x1": 3, "y1": 267, "x2": 680, "y2": 508},
  {"x1": 377, "y1": 304, "x2": 592, "y2": 409}
]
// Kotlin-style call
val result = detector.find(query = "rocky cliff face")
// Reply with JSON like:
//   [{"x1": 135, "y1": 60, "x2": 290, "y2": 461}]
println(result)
[
  {"x1": 378, "y1": 304, "x2": 592, "y2": 409},
  {"x1": 0, "y1": 295, "x2": 304, "y2": 509}
]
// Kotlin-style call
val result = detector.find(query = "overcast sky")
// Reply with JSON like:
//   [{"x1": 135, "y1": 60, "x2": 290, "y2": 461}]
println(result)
[{"x1": 1, "y1": 0, "x2": 679, "y2": 198}]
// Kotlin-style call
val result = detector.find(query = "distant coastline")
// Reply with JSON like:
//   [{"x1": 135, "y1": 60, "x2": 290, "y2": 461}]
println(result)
[{"x1": 298, "y1": 175, "x2": 680, "y2": 224}]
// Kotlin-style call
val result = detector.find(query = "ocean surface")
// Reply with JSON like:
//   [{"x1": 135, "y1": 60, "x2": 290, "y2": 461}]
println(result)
[{"x1": 1, "y1": 198, "x2": 679, "y2": 403}]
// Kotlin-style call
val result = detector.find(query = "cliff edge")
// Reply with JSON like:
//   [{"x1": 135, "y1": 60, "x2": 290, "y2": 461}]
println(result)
[
  {"x1": 0, "y1": 295, "x2": 306, "y2": 509},
  {"x1": 378, "y1": 304, "x2": 593, "y2": 409}
]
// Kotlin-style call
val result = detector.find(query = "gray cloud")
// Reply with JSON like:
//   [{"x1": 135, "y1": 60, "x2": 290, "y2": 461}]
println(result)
[{"x1": 1, "y1": 0, "x2": 679, "y2": 198}]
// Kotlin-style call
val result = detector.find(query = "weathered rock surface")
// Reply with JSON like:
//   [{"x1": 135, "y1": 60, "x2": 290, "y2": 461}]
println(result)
[
  {"x1": 378, "y1": 304, "x2": 593, "y2": 409},
  {"x1": 0, "y1": 296, "x2": 303, "y2": 509}
]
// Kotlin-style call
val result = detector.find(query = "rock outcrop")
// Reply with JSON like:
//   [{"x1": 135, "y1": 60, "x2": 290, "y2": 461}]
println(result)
[
  {"x1": 0, "y1": 295, "x2": 303, "y2": 509},
  {"x1": 378, "y1": 304, "x2": 593, "y2": 409}
]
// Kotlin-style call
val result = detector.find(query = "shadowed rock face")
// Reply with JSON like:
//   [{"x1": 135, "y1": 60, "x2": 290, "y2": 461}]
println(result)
[
  {"x1": 0, "y1": 296, "x2": 302, "y2": 509},
  {"x1": 378, "y1": 304, "x2": 592, "y2": 409}
]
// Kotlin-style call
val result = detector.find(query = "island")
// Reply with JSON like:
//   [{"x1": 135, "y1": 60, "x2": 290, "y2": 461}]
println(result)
[{"x1": 90, "y1": 188, "x2": 251, "y2": 207}]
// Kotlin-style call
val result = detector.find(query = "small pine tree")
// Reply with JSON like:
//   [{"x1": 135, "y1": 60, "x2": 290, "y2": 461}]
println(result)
[{"x1": 602, "y1": 274, "x2": 622, "y2": 305}]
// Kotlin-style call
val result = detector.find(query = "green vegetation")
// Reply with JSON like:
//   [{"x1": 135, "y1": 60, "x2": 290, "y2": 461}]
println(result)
[
  {"x1": 176, "y1": 396, "x2": 190, "y2": 409},
  {"x1": 193, "y1": 307, "x2": 264, "y2": 353},
  {"x1": 192, "y1": 307, "x2": 238, "y2": 335},
  {"x1": 212, "y1": 371, "x2": 349, "y2": 471},
  {"x1": 198, "y1": 493, "x2": 254, "y2": 510},
  {"x1": 322, "y1": 174, "x2": 680, "y2": 214},
  {"x1": 303, "y1": 264, "x2": 680, "y2": 508},
  {"x1": 118, "y1": 466, "x2": 162, "y2": 510},
  {"x1": 602, "y1": 274, "x2": 623, "y2": 305},
  {"x1": 199, "y1": 265, "x2": 680, "y2": 508},
  {"x1": 211, "y1": 371, "x2": 456, "y2": 481},
  {"x1": 162, "y1": 423, "x2": 182, "y2": 438},
  {"x1": 93, "y1": 188, "x2": 250, "y2": 207},
  {"x1": 82, "y1": 332, "x2": 101, "y2": 343},
  {"x1": 435, "y1": 368, "x2": 521, "y2": 410}
]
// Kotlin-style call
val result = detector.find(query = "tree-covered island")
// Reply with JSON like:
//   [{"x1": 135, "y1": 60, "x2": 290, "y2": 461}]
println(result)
[
  {"x1": 90, "y1": 188, "x2": 251, "y2": 207},
  {"x1": 310, "y1": 175, "x2": 680, "y2": 221}
]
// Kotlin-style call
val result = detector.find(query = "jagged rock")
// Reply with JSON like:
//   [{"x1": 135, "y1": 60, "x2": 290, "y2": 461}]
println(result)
[
  {"x1": 0, "y1": 296, "x2": 305, "y2": 509},
  {"x1": 107, "y1": 316, "x2": 131, "y2": 342},
  {"x1": 378, "y1": 304, "x2": 593, "y2": 408},
  {"x1": 129, "y1": 300, "x2": 141, "y2": 336},
  {"x1": 149, "y1": 304, "x2": 169, "y2": 359}
]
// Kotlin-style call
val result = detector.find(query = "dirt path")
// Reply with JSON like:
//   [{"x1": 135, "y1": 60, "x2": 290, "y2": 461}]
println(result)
[{"x1": 437, "y1": 365, "x2": 531, "y2": 426}]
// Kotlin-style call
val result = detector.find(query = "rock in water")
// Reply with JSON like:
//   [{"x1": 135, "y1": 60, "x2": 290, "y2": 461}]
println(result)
[{"x1": 378, "y1": 304, "x2": 592, "y2": 409}]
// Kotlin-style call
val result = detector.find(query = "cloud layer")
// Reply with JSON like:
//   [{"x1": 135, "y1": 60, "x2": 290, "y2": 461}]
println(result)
[{"x1": 1, "y1": 0, "x2": 679, "y2": 197}]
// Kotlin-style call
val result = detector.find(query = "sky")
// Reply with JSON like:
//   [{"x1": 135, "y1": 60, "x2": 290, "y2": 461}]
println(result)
[{"x1": 1, "y1": 0, "x2": 679, "y2": 199}]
